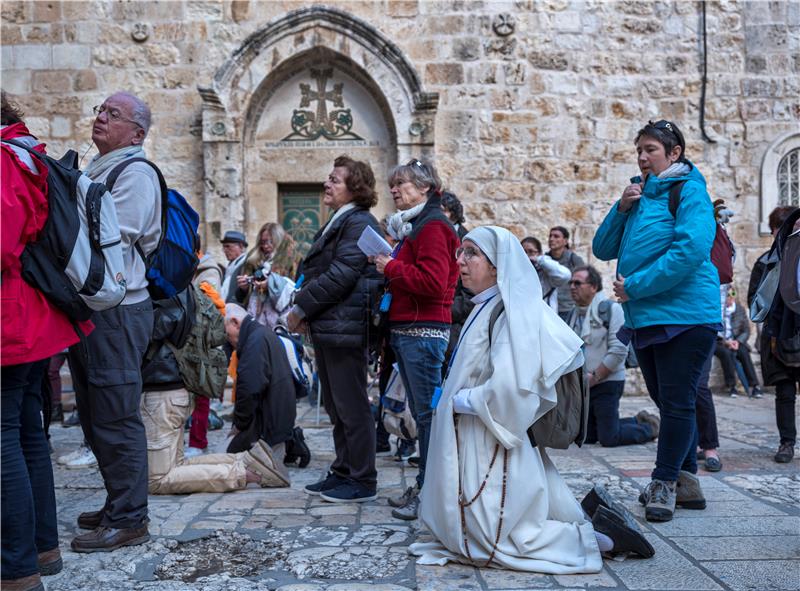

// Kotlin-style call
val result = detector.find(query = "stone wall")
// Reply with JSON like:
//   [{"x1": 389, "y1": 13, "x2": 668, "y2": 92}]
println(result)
[{"x1": 2, "y1": 0, "x2": 798, "y2": 302}]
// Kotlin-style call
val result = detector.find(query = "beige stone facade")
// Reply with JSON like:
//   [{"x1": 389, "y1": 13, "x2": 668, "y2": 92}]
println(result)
[{"x1": 2, "y1": 0, "x2": 799, "y2": 290}]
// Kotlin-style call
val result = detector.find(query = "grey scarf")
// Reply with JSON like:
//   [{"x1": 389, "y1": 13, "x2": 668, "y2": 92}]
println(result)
[{"x1": 84, "y1": 145, "x2": 145, "y2": 180}]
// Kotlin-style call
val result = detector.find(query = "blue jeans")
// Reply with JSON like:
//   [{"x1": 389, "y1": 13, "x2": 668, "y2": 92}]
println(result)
[
  {"x1": 635, "y1": 326, "x2": 717, "y2": 481},
  {"x1": 1, "y1": 359, "x2": 58, "y2": 579},
  {"x1": 390, "y1": 333, "x2": 447, "y2": 489},
  {"x1": 585, "y1": 380, "x2": 652, "y2": 447}
]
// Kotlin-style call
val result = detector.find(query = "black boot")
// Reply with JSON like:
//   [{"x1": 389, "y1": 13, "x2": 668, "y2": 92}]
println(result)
[
  {"x1": 592, "y1": 505, "x2": 655, "y2": 558},
  {"x1": 283, "y1": 427, "x2": 311, "y2": 468},
  {"x1": 292, "y1": 427, "x2": 311, "y2": 468},
  {"x1": 580, "y1": 485, "x2": 639, "y2": 531}
]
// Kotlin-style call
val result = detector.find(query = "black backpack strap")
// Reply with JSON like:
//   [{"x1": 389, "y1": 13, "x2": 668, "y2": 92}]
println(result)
[
  {"x1": 104, "y1": 157, "x2": 169, "y2": 264},
  {"x1": 487, "y1": 300, "x2": 506, "y2": 345},
  {"x1": 668, "y1": 180, "x2": 687, "y2": 218}
]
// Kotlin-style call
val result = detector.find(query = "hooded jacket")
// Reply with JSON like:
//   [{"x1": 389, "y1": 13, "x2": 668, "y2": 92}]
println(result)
[
  {"x1": 592, "y1": 161, "x2": 721, "y2": 329},
  {"x1": 1, "y1": 123, "x2": 93, "y2": 365}
]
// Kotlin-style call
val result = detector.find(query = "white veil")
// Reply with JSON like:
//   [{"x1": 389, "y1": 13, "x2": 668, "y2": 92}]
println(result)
[{"x1": 464, "y1": 226, "x2": 584, "y2": 394}]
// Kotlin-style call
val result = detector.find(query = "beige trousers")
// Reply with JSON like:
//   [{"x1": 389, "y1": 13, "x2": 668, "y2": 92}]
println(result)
[{"x1": 140, "y1": 388, "x2": 247, "y2": 494}]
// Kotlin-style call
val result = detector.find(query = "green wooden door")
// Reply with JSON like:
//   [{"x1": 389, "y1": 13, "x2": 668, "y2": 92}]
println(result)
[{"x1": 278, "y1": 184, "x2": 327, "y2": 258}]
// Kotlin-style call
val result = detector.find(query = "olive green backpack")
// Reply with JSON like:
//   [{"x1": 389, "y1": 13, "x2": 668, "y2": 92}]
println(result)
[
  {"x1": 488, "y1": 301, "x2": 588, "y2": 449},
  {"x1": 168, "y1": 284, "x2": 228, "y2": 399}
]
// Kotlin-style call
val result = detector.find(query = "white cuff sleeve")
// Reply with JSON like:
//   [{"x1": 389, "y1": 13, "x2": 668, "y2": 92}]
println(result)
[{"x1": 452, "y1": 389, "x2": 477, "y2": 415}]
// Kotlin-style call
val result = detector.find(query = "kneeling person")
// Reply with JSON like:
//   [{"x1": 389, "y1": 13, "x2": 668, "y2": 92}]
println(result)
[
  {"x1": 568, "y1": 266, "x2": 658, "y2": 447},
  {"x1": 140, "y1": 288, "x2": 289, "y2": 494}
]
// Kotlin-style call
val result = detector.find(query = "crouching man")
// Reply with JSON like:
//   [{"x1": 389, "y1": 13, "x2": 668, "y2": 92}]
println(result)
[
  {"x1": 224, "y1": 304, "x2": 298, "y2": 460},
  {"x1": 141, "y1": 287, "x2": 289, "y2": 493}
]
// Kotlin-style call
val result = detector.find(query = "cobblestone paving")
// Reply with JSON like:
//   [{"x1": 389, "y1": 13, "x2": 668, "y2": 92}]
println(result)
[{"x1": 45, "y1": 393, "x2": 799, "y2": 591}]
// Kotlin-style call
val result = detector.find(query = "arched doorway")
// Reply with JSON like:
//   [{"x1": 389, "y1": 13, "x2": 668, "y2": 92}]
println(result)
[
  {"x1": 198, "y1": 6, "x2": 438, "y2": 252},
  {"x1": 243, "y1": 48, "x2": 396, "y2": 257}
]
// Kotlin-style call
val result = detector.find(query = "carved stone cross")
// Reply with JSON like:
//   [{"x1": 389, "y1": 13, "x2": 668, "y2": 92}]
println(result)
[{"x1": 299, "y1": 68, "x2": 344, "y2": 133}]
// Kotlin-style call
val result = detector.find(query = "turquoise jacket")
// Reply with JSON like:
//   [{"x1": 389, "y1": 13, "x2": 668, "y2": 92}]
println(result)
[{"x1": 592, "y1": 161, "x2": 721, "y2": 329}]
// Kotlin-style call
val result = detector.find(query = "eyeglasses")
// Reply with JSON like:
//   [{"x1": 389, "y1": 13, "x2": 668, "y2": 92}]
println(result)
[
  {"x1": 259, "y1": 239, "x2": 274, "y2": 246},
  {"x1": 568, "y1": 280, "x2": 588, "y2": 287},
  {"x1": 455, "y1": 246, "x2": 482, "y2": 261},
  {"x1": 93, "y1": 105, "x2": 143, "y2": 128}
]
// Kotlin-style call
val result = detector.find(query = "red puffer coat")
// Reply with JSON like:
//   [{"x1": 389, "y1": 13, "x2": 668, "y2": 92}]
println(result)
[{"x1": 1, "y1": 123, "x2": 92, "y2": 366}]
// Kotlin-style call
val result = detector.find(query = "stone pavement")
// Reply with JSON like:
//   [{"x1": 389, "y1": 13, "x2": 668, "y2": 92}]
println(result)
[{"x1": 46, "y1": 392, "x2": 799, "y2": 591}]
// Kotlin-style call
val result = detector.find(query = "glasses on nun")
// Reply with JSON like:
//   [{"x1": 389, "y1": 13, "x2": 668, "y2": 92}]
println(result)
[{"x1": 455, "y1": 246, "x2": 482, "y2": 261}]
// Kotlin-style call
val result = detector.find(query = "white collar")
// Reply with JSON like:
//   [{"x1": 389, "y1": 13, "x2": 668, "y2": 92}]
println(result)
[
  {"x1": 471, "y1": 284, "x2": 499, "y2": 304},
  {"x1": 320, "y1": 202, "x2": 356, "y2": 237}
]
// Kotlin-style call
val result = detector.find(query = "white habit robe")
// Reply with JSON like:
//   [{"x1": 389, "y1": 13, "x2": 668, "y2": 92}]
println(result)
[{"x1": 409, "y1": 294, "x2": 603, "y2": 574}]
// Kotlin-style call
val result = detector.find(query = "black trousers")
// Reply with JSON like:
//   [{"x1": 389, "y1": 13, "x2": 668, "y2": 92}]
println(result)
[
  {"x1": 715, "y1": 341, "x2": 759, "y2": 389},
  {"x1": 696, "y1": 342, "x2": 720, "y2": 450},
  {"x1": 314, "y1": 344, "x2": 377, "y2": 489},
  {"x1": 776, "y1": 379, "x2": 798, "y2": 445},
  {"x1": 69, "y1": 301, "x2": 153, "y2": 529}
]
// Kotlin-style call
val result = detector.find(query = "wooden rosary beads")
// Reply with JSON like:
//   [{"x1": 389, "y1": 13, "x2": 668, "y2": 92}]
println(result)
[{"x1": 455, "y1": 416, "x2": 510, "y2": 568}]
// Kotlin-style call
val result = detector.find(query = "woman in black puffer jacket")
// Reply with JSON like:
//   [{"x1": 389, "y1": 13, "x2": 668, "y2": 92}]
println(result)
[{"x1": 287, "y1": 155, "x2": 382, "y2": 503}]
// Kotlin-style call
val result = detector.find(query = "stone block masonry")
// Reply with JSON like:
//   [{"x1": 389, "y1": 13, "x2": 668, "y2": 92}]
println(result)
[{"x1": 2, "y1": 0, "x2": 797, "y2": 297}]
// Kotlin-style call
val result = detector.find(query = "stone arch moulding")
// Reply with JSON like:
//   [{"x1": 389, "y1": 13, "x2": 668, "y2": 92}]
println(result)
[
  {"x1": 759, "y1": 130, "x2": 800, "y2": 235},
  {"x1": 197, "y1": 5, "x2": 439, "y2": 240}
]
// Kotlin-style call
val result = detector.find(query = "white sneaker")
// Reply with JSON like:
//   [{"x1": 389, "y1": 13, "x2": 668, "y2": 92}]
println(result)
[
  {"x1": 63, "y1": 447, "x2": 97, "y2": 470},
  {"x1": 57, "y1": 446, "x2": 87, "y2": 466},
  {"x1": 183, "y1": 446, "x2": 205, "y2": 459}
]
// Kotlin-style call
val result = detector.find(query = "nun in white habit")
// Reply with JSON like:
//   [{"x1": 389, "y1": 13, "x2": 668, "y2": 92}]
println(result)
[{"x1": 410, "y1": 226, "x2": 653, "y2": 573}]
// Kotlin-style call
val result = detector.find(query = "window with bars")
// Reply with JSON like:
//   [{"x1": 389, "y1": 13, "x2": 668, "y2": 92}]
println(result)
[
  {"x1": 778, "y1": 147, "x2": 799, "y2": 207},
  {"x1": 760, "y1": 133, "x2": 800, "y2": 234}
]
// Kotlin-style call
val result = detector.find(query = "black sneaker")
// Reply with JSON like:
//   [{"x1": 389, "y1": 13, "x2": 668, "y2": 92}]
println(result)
[
  {"x1": 304, "y1": 472, "x2": 346, "y2": 495},
  {"x1": 394, "y1": 439, "x2": 415, "y2": 462},
  {"x1": 51, "y1": 403, "x2": 64, "y2": 423},
  {"x1": 320, "y1": 480, "x2": 377, "y2": 504},
  {"x1": 62, "y1": 410, "x2": 80, "y2": 428},
  {"x1": 407, "y1": 455, "x2": 420, "y2": 466},
  {"x1": 750, "y1": 386, "x2": 764, "y2": 399},
  {"x1": 728, "y1": 386, "x2": 739, "y2": 398},
  {"x1": 592, "y1": 505, "x2": 654, "y2": 558}
]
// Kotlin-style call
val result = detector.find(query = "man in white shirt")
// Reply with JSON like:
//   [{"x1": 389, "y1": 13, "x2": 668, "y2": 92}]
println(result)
[
  {"x1": 68, "y1": 92, "x2": 162, "y2": 553},
  {"x1": 568, "y1": 266, "x2": 658, "y2": 446},
  {"x1": 219, "y1": 230, "x2": 248, "y2": 302}
]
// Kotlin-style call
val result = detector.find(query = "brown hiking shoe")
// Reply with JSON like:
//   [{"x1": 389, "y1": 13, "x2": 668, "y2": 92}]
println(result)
[
  {"x1": 635, "y1": 410, "x2": 660, "y2": 440},
  {"x1": 641, "y1": 479, "x2": 676, "y2": 522},
  {"x1": 37, "y1": 547, "x2": 63, "y2": 576},
  {"x1": 0, "y1": 573, "x2": 44, "y2": 591},
  {"x1": 775, "y1": 442, "x2": 795, "y2": 463},
  {"x1": 71, "y1": 525, "x2": 150, "y2": 553}
]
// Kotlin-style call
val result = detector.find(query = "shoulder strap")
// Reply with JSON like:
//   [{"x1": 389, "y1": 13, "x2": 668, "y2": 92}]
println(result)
[
  {"x1": 488, "y1": 300, "x2": 506, "y2": 344},
  {"x1": 668, "y1": 180, "x2": 687, "y2": 218},
  {"x1": 105, "y1": 157, "x2": 168, "y2": 263}
]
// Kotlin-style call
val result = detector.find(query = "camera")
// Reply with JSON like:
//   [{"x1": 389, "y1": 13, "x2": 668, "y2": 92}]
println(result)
[{"x1": 246, "y1": 264, "x2": 270, "y2": 285}]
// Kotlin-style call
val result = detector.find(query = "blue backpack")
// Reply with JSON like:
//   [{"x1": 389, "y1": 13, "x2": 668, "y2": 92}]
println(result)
[{"x1": 106, "y1": 158, "x2": 199, "y2": 300}]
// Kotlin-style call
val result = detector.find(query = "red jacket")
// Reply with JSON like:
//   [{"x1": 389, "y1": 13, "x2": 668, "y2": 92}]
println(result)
[
  {"x1": 384, "y1": 199, "x2": 460, "y2": 326},
  {"x1": 1, "y1": 123, "x2": 92, "y2": 366}
]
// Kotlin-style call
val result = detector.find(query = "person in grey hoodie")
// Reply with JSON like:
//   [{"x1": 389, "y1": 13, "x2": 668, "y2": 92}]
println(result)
[
  {"x1": 567, "y1": 266, "x2": 658, "y2": 447},
  {"x1": 67, "y1": 91, "x2": 162, "y2": 553}
]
